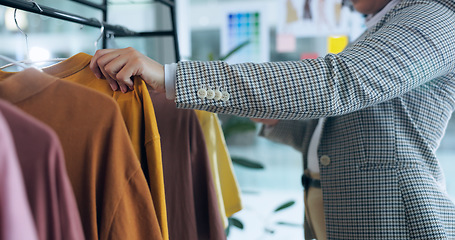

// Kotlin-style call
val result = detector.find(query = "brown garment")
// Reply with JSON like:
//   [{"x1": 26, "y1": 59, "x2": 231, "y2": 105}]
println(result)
[
  {"x1": 42, "y1": 53, "x2": 168, "y2": 240},
  {"x1": 0, "y1": 99, "x2": 84, "y2": 240},
  {"x1": 0, "y1": 68, "x2": 162, "y2": 240},
  {"x1": 149, "y1": 91, "x2": 225, "y2": 240}
]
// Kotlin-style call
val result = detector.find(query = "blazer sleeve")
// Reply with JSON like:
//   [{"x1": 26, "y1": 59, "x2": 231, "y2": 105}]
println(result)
[{"x1": 174, "y1": 1, "x2": 455, "y2": 120}]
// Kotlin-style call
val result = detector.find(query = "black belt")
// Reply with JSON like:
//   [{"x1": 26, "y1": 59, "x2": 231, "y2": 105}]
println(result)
[{"x1": 301, "y1": 174, "x2": 321, "y2": 189}]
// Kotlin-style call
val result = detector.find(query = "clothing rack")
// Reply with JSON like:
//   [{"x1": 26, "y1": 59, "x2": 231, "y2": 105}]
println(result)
[{"x1": 0, "y1": 0, "x2": 180, "y2": 61}]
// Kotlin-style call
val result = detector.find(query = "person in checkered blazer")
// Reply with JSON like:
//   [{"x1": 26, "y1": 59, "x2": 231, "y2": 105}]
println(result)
[{"x1": 91, "y1": 0, "x2": 455, "y2": 238}]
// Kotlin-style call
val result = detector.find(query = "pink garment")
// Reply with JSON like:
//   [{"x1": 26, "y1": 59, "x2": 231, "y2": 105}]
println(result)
[
  {"x1": 0, "y1": 99, "x2": 85, "y2": 240},
  {"x1": 0, "y1": 110, "x2": 38, "y2": 240}
]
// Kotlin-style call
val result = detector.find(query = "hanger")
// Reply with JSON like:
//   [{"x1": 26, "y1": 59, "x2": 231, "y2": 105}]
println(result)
[
  {"x1": 0, "y1": 8, "x2": 34, "y2": 70},
  {"x1": 106, "y1": 32, "x2": 119, "y2": 49},
  {"x1": 92, "y1": 18, "x2": 105, "y2": 52},
  {"x1": 0, "y1": 2, "x2": 66, "y2": 70},
  {"x1": 0, "y1": 54, "x2": 29, "y2": 70},
  {"x1": 0, "y1": 1, "x2": 107, "y2": 70}
]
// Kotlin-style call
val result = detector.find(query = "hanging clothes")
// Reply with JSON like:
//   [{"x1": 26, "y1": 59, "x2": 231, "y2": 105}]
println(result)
[
  {"x1": 41, "y1": 53, "x2": 168, "y2": 240},
  {"x1": 149, "y1": 91, "x2": 226, "y2": 240},
  {"x1": 0, "y1": 99, "x2": 84, "y2": 240},
  {"x1": 303, "y1": 0, "x2": 313, "y2": 20},
  {"x1": 0, "y1": 110, "x2": 38, "y2": 240},
  {"x1": 0, "y1": 68, "x2": 162, "y2": 240},
  {"x1": 193, "y1": 110, "x2": 243, "y2": 227}
]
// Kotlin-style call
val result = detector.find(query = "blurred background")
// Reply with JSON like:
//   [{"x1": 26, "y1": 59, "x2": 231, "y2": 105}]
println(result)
[{"x1": 0, "y1": 0, "x2": 453, "y2": 239}]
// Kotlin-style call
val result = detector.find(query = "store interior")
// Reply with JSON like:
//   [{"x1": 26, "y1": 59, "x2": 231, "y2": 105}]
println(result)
[{"x1": 1, "y1": 0, "x2": 454, "y2": 239}]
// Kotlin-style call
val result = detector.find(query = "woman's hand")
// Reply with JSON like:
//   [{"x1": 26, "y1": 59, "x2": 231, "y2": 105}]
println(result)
[{"x1": 90, "y1": 47, "x2": 165, "y2": 93}]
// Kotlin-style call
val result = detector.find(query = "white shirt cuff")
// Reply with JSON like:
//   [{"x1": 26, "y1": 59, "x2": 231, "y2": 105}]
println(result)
[
  {"x1": 164, "y1": 63, "x2": 177, "y2": 100},
  {"x1": 261, "y1": 124, "x2": 276, "y2": 135}
]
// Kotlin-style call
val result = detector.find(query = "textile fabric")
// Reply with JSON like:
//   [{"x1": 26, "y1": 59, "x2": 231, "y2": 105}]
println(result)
[
  {"x1": 0, "y1": 109, "x2": 38, "y2": 240},
  {"x1": 149, "y1": 91, "x2": 226, "y2": 240},
  {"x1": 0, "y1": 100, "x2": 84, "y2": 240},
  {"x1": 303, "y1": 172, "x2": 326, "y2": 239},
  {"x1": 194, "y1": 110, "x2": 243, "y2": 221},
  {"x1": 0, "y1": 68, "x2": 162, "y2": 240},
  {"x1": 174, "y1": 0, "x2": 455, "y2": 238},
  {"x1": 42, "y1": 53, "x2": 168, "y2": 240}
]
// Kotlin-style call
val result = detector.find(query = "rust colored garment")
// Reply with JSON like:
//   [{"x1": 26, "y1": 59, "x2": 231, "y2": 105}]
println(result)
[
  {"x1": 0, "y1": 99, "x2": 84, "y2": 240},
  {"x1": 149, "y1": 91, "x2": 225, "y2": 240},
  {"x1": 0, "y1": 68, "x2": 162, "y2": 240},
  {"x1": 42, "y1": 53, "x2": 168, "y2": 240}
]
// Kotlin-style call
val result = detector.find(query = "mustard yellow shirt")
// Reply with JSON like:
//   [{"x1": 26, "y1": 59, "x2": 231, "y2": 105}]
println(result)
[{"x1": 43, "y1": 53, "x2": 168, "y2": 240}]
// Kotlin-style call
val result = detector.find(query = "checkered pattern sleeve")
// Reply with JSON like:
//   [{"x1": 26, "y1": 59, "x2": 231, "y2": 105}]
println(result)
[{"x1": 174, "y1": 1, "x2": 455, "y2": 120}]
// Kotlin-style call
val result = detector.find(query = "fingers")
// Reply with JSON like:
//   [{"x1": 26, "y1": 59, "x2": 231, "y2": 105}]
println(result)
[
  {"x1": 90, "y1": 49, "x2": 115, "y2": 79},
  {"x1": 90, "y1": 47, "x2": 165, "y2": 93},
  {"x1": 99, "y1": 60, "x2": 125, "y2": 92},
  {"x1": 105, "y1": 73, "x2": 120, "y2": 92},
  {"x1": 116, "y1": 58, "x2": 140, "y2": 90},
  {"x1": 91, "y1": 49, "x2": 121, "y2": 91},
  {"x1": 102, "y1": 57, "x2": 132, "y2": 93},
  {"x1": 91, "y1": 48, "x2": 133, "y2": 93}
]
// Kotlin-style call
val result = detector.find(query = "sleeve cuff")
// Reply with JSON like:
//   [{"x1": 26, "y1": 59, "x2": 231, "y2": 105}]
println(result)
[
  {"x1": 164, "y1": 63, "x2": 177, "y2": 100},
  {"x1": 260, "y1": 124, "x2": 276, "y2": 136}
]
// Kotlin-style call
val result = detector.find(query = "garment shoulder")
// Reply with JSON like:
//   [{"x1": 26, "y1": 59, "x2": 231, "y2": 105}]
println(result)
[
  {"x1": 0, "y1": 100, "x2": 60, "y2": 150},
  {"x1": 400, "y1": 0, "x2": 455, "y2": 12},
  {"x1": 54, "y1": 79, "x2": 118, "y2": 104},
  {"x1": 390, "y1": 0, "x2": 454, "y2": 24},
  {"x1": 53, "y1": 79, "x2": 122, "y2": 116}
]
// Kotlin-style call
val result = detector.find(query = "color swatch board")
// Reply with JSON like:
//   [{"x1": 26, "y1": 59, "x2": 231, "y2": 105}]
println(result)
[{"x1": 221, "y1": 10, "x2": 269, "y2": 64}]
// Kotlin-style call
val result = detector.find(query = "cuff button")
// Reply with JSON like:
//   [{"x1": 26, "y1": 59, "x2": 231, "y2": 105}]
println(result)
[
  {"x1": 206, "y1": 89, "x2": 215, "y2": 99},
  {"x1": 221, "y1": 91, "x2": 230, "y2": 102},
  {"x1": 197, "y1": 88, "x2": 207, "y2": 99}
]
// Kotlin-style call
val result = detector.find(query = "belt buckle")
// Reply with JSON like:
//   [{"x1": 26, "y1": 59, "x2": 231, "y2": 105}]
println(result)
[{"x1": 301, "y1": 174, "x2": 321, "y2": 189}]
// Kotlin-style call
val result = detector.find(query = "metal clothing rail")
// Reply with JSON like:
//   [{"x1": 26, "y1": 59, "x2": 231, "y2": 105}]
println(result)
[
  {"x1": 113, "y1": 1, "x2": 180, "y2": 62},
  {"x1": 68, "y1": 0, "x2": 108, "y2": 46},
  {"x1": 69, "y1": 0, "x2": 107, "y2": 11},
  {"x1": 0, "y1": 0, "x2": 136, "y2": 36},
  {"x1": 155, "y1": 0, "x2": 174, "y2": 8},
  {"x1": 0, "y1": 0, "x2": 180, "y2": 61}
]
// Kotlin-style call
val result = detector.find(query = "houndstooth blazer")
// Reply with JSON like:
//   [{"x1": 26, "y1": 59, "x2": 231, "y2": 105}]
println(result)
[{"x1": 174, "y1": 0, "x2": 455, "y2": 239}]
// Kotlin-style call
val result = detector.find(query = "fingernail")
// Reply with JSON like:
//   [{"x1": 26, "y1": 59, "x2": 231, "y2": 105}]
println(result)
[
  {"x1": 109, "y1": 83, "x2": 118, "y2": 91},
  {"x1": 94, "y1": 73, "x2": 101, "y2": 79},
  {"x1": 121, "y1": 86, "x2": 127, "y2": 93}
]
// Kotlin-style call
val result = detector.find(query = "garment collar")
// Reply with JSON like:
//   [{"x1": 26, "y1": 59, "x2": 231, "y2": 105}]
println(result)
[
  {"x1": 365, "y1": 0, "x2": 402, "y2": 29},
  {"x1": 42, "y1": 52, "x2": 92, "y2": 78},
  {"x1": 0, "y1": 68, "x2": 58, "y2": 104}
]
